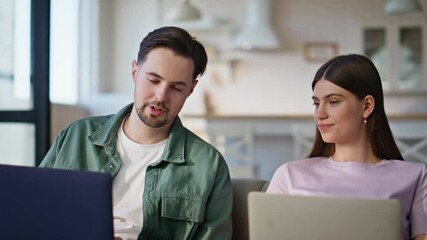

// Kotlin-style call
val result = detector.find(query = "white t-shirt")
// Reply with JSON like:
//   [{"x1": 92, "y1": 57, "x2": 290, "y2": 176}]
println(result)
[{"x1": 113, "y1": 119, "x2": 167, "y2": 240}]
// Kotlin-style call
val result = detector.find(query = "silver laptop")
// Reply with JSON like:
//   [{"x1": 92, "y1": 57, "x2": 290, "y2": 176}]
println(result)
[{"x1": 248, "y1": 192, "x2": 402, "y2": 240}]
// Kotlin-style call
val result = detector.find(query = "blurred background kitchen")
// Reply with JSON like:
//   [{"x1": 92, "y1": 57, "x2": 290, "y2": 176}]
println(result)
[{"x1": 1, "y1": 0, "x2": 427, "y2": 181}]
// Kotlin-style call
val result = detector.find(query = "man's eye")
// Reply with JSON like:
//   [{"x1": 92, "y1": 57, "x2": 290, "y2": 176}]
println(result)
[{"x1": 172, "y1": 86, "x2": 183, "y2": 92}]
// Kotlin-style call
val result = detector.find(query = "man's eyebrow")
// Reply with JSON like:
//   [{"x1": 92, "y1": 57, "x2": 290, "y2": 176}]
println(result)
[
  {"x1": 145, "y1": 71, "x2": 189, "y2": 86},
  {"x1": 145, "y1": 72, "x2": 163, "y2": 79}
]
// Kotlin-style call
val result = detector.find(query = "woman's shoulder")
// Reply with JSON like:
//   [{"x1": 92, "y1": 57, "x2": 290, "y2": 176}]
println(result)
[
  {"x1": 387, "y1": 159, "x2": 425, "y2": 167},
  {"x1": 287, "y1": 156, "x2": 326, "y2": 164},
  {"x1": 280, "y1": 157, "x2": 326, "y2": 169},
  {"x1": 386, "y1": 160, "x2": 426, "y2": 175}
]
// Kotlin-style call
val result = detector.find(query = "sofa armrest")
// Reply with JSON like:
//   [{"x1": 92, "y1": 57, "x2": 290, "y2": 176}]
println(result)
[{"x1": 232, "y1": 178, "x2": 269, "y2": 240}]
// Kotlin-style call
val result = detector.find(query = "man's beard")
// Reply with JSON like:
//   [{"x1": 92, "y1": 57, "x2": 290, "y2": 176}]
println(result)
[{"x1": 136, "y1": 102, "x2": 169, "y2": 128}]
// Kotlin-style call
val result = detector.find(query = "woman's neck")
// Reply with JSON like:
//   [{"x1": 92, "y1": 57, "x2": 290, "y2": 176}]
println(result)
[{"x1": 332, "y1": 142, "x2": 380, "y2": 163}]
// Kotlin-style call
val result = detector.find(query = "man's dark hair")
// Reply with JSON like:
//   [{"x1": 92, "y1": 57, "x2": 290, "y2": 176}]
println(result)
[{"x1": 137, "y1": 26, "x2": 208, "y2": 80}]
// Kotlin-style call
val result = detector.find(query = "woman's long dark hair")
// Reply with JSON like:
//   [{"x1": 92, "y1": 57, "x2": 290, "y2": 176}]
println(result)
[{"x1": 308, "y1": 54, "x2": 403, "y2": 160}]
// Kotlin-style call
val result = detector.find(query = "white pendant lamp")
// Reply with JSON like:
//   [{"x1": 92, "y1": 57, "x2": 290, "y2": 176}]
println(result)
[
  {"x1": 385, "y1": 0, "x2": 423, "y2": 14},
  {"x1": 232, "y1": 0, "x2": 279, "y2": 51},
  {"x1": 165, "y1": 0, "x2": 201, "y2": 22}
]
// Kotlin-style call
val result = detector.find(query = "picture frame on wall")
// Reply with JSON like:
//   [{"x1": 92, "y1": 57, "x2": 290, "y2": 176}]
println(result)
[{"x1": 304, "y1": 42, "x2": 338, "y2": 62}]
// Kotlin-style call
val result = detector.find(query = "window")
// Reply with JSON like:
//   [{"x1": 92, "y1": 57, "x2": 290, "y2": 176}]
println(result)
[
  {"x1": 50, "y1": 0, "x2": 79, "y2": 104},
  {"x1": 364, "y1": 26, "x2": 424, "y2": 93},
  {"x1": 399, "y1": 27, "x2": 422, "y2": 90},
  {"x1": 0, "y1": 0, "x2": 50, "y2": 166}
]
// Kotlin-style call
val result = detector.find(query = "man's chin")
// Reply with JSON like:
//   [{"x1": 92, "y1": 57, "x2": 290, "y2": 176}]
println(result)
[{"x1": 144, "y1": 117, "x2": 169, "y2": 128}]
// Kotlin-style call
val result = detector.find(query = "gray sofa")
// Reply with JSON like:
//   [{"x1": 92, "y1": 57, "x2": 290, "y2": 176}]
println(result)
[{"x1": 231, "y1": 178, "x2": 269, "y2": 240}]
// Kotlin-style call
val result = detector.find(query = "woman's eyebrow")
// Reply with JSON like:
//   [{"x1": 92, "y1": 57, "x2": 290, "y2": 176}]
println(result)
[{"x1": 312, "y1": 93, "x2": 344, "y2": 100}]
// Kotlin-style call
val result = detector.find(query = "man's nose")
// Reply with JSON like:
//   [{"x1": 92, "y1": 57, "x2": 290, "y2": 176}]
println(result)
[{"x1": 154, "y1": 86, "x2": 168, "y2": 101}]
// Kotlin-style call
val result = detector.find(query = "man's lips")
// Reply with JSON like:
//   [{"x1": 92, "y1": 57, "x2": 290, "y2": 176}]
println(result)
[
  {"x1": 318, "y1": 123, "x2": 333, "y2": 131},
  {"x1": 148, "y1": 105, "x2": 165, "y2": 115}
]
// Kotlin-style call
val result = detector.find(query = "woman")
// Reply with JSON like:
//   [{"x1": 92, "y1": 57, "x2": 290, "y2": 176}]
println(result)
[{"x1": 267, "y1": 54, "x2": 427, "y2": 240}]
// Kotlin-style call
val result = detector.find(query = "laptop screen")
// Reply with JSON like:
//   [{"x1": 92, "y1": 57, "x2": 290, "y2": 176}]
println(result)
[
  {"x1": 0, "y1": 164, "x2": 114, "y2": 240},
  {"x1": 248, "y1": 192, "x2": 402, "y2": 240}
]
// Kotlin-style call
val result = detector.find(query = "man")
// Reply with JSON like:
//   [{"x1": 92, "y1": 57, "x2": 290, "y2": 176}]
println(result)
[{"x1": 40, "y1": 26, "x2": 232, "y2": 240}]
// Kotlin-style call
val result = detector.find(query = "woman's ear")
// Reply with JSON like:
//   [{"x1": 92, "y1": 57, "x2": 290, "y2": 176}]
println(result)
[{"x1": 363, "y1": 95, "x2": 375, "y2": 119}]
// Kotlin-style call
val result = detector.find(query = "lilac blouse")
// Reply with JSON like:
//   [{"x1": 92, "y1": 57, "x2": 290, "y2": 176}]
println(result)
[{"x1": 267, "y1": 157, "x2": 427, "y2": 240}]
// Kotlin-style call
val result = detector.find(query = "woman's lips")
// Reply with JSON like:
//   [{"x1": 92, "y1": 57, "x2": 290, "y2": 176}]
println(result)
[{"x1": 318, "y1": 123, "x2": 333, "y2": 132}]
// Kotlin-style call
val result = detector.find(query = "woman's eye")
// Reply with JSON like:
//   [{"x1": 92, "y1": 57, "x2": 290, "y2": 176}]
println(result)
[
  {"x1": 329, "y1": 100, "x2": 339, "y2": 105},
  {"x1": 312, "y1": 102, "x2": 319, "y2": 108}
]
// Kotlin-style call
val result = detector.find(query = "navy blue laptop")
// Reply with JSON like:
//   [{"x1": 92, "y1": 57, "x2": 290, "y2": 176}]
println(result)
[{"x1": 0, "y1": 164, "x2": 114, "y2": 240}]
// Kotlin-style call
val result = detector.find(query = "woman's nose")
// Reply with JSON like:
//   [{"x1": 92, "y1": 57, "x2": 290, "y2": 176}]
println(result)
[{"x1": 315, "y1": 104, "x2": 327, "y2": 120}]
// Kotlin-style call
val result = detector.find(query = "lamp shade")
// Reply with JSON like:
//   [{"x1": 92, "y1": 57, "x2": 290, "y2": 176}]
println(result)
[
  {"x1": 165, "y1": 0, "x2": 201, "y2": 22},
  {"x1": 385, "y1": 0, "x2": 422, "y2": 14},
  {"x1": 232, "y1": 0, "x2": 279, "y2": 50}
]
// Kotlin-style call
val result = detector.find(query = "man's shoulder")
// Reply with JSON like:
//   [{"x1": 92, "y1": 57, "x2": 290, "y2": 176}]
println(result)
[
  {"x1": 65, "y1": 104, "x2": 132, "y2": 132},
  {"x1": 179, "y1": 128, "x2": 227, "y2": 164},
  {"x1": 65, "y1": 114, "x2": 114, "y2": 130},
  {"x1": 183, "y1": 128, "x2": 218, "y2": 151}
]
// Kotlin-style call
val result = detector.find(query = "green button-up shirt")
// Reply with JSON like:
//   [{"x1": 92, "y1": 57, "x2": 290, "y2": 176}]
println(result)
[{"x1": 40, "y1": 103, "x2": 233, "y2": 240}]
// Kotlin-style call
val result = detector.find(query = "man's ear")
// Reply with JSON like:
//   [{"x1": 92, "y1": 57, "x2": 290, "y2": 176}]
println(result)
[
  {"x1": 363, "y1": 95, "x2": 375, "y2": 119},
  {"x1": 189, "y1": 79, "x2": 199, "y2": 94},
  {"x1": 131, "y1": 60, "x2": 138, "y2": 82}
]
